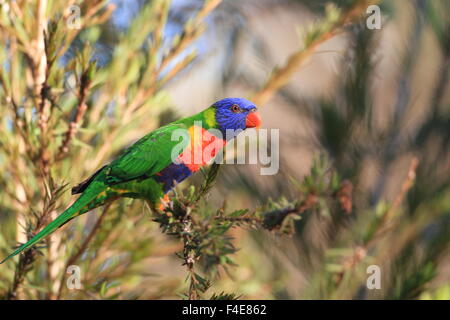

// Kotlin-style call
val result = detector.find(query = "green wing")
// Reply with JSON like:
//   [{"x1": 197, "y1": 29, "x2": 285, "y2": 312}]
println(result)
[
  {"x1": 105, "y1": 123, "x2": 190, "y2": 184},
  {"x1": 0, "y1": 124, "x2": 191, "y2": 264}
]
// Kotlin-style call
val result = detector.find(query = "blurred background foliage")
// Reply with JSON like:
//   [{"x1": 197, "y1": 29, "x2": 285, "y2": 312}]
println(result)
[{"x1": 0, "y1": 0, "x2": 449, "y2": 299}]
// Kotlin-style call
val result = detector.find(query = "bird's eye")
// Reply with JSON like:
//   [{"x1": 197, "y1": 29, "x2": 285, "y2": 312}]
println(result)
[{"x1": 231, "y1": 104, "x2": 241, "y2": 113}]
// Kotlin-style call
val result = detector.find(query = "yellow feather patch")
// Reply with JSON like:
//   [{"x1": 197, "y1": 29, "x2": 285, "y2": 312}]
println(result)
[{"x1": 203, "y1": 107, "x2": 217, "y2": 128}]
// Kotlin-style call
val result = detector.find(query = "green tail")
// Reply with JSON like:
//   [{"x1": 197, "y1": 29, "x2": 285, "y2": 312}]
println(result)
[{"x1": 0, "y1": 180, "x2": 107, "y2": 264}]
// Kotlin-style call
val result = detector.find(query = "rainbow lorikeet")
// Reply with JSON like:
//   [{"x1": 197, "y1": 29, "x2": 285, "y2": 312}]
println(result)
[{"x1": 1, "y1": 98, "x2": 261, "y2": 264}]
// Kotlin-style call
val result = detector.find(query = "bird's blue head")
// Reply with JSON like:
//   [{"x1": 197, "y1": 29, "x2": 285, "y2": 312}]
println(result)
[{"x1": 212, "y1": 98, "x2": 261, "y2": 138}]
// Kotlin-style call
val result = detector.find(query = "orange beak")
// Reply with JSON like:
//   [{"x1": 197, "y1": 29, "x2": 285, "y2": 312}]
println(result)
[{"x1": 246, "y1": 111, "x2": 262, "y2": 128}]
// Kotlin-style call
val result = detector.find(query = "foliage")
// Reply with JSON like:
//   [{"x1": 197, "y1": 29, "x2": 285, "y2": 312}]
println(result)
[{"x1": 0, "y1": 0, "x2": 449, "y2": 300}]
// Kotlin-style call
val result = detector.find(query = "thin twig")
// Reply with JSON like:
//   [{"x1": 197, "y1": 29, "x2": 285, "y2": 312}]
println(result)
[
  {"x1": 56, "y1": 203, "x2": 111, "y2": 300},
  {"x1": 57, "y1": 68, "x2": 92, "y2": 160},
  {"x1": 4, "y1": 179, "x2": 66, "y2": 300},
  {"x1": 334, "y1": 157, "x2": 419, "y2": 286},
  {"x1": 252, "y1": 0, "x2": 378, "y2": 106}
]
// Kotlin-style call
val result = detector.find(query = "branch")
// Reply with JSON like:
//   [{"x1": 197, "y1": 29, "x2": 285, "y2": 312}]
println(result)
[
  {"x1": 334, "y1": 157, "x2": 419, "y2": 286},
  {"x1": 56, "y1": 203, "x2": 111, "y2": 300},
  {"x1": 56, "y1": 64, "x2": 93, "y2": 160},
  {"x1": 4, "y1": 178, "x2": 67, "y2": 300},
  {"x1": 252, "y1": 0, "x2": 379, "y2": 106}
]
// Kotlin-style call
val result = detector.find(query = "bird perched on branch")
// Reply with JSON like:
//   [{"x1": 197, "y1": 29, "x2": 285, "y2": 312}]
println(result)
[{"x1": 1, "y1": 98, "x2": 261, "y2": 264}]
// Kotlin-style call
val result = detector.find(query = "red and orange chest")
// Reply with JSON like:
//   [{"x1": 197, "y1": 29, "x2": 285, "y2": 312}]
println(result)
[{"x1": 177, "y1": 125, "x2": 227, "y2": 172}]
